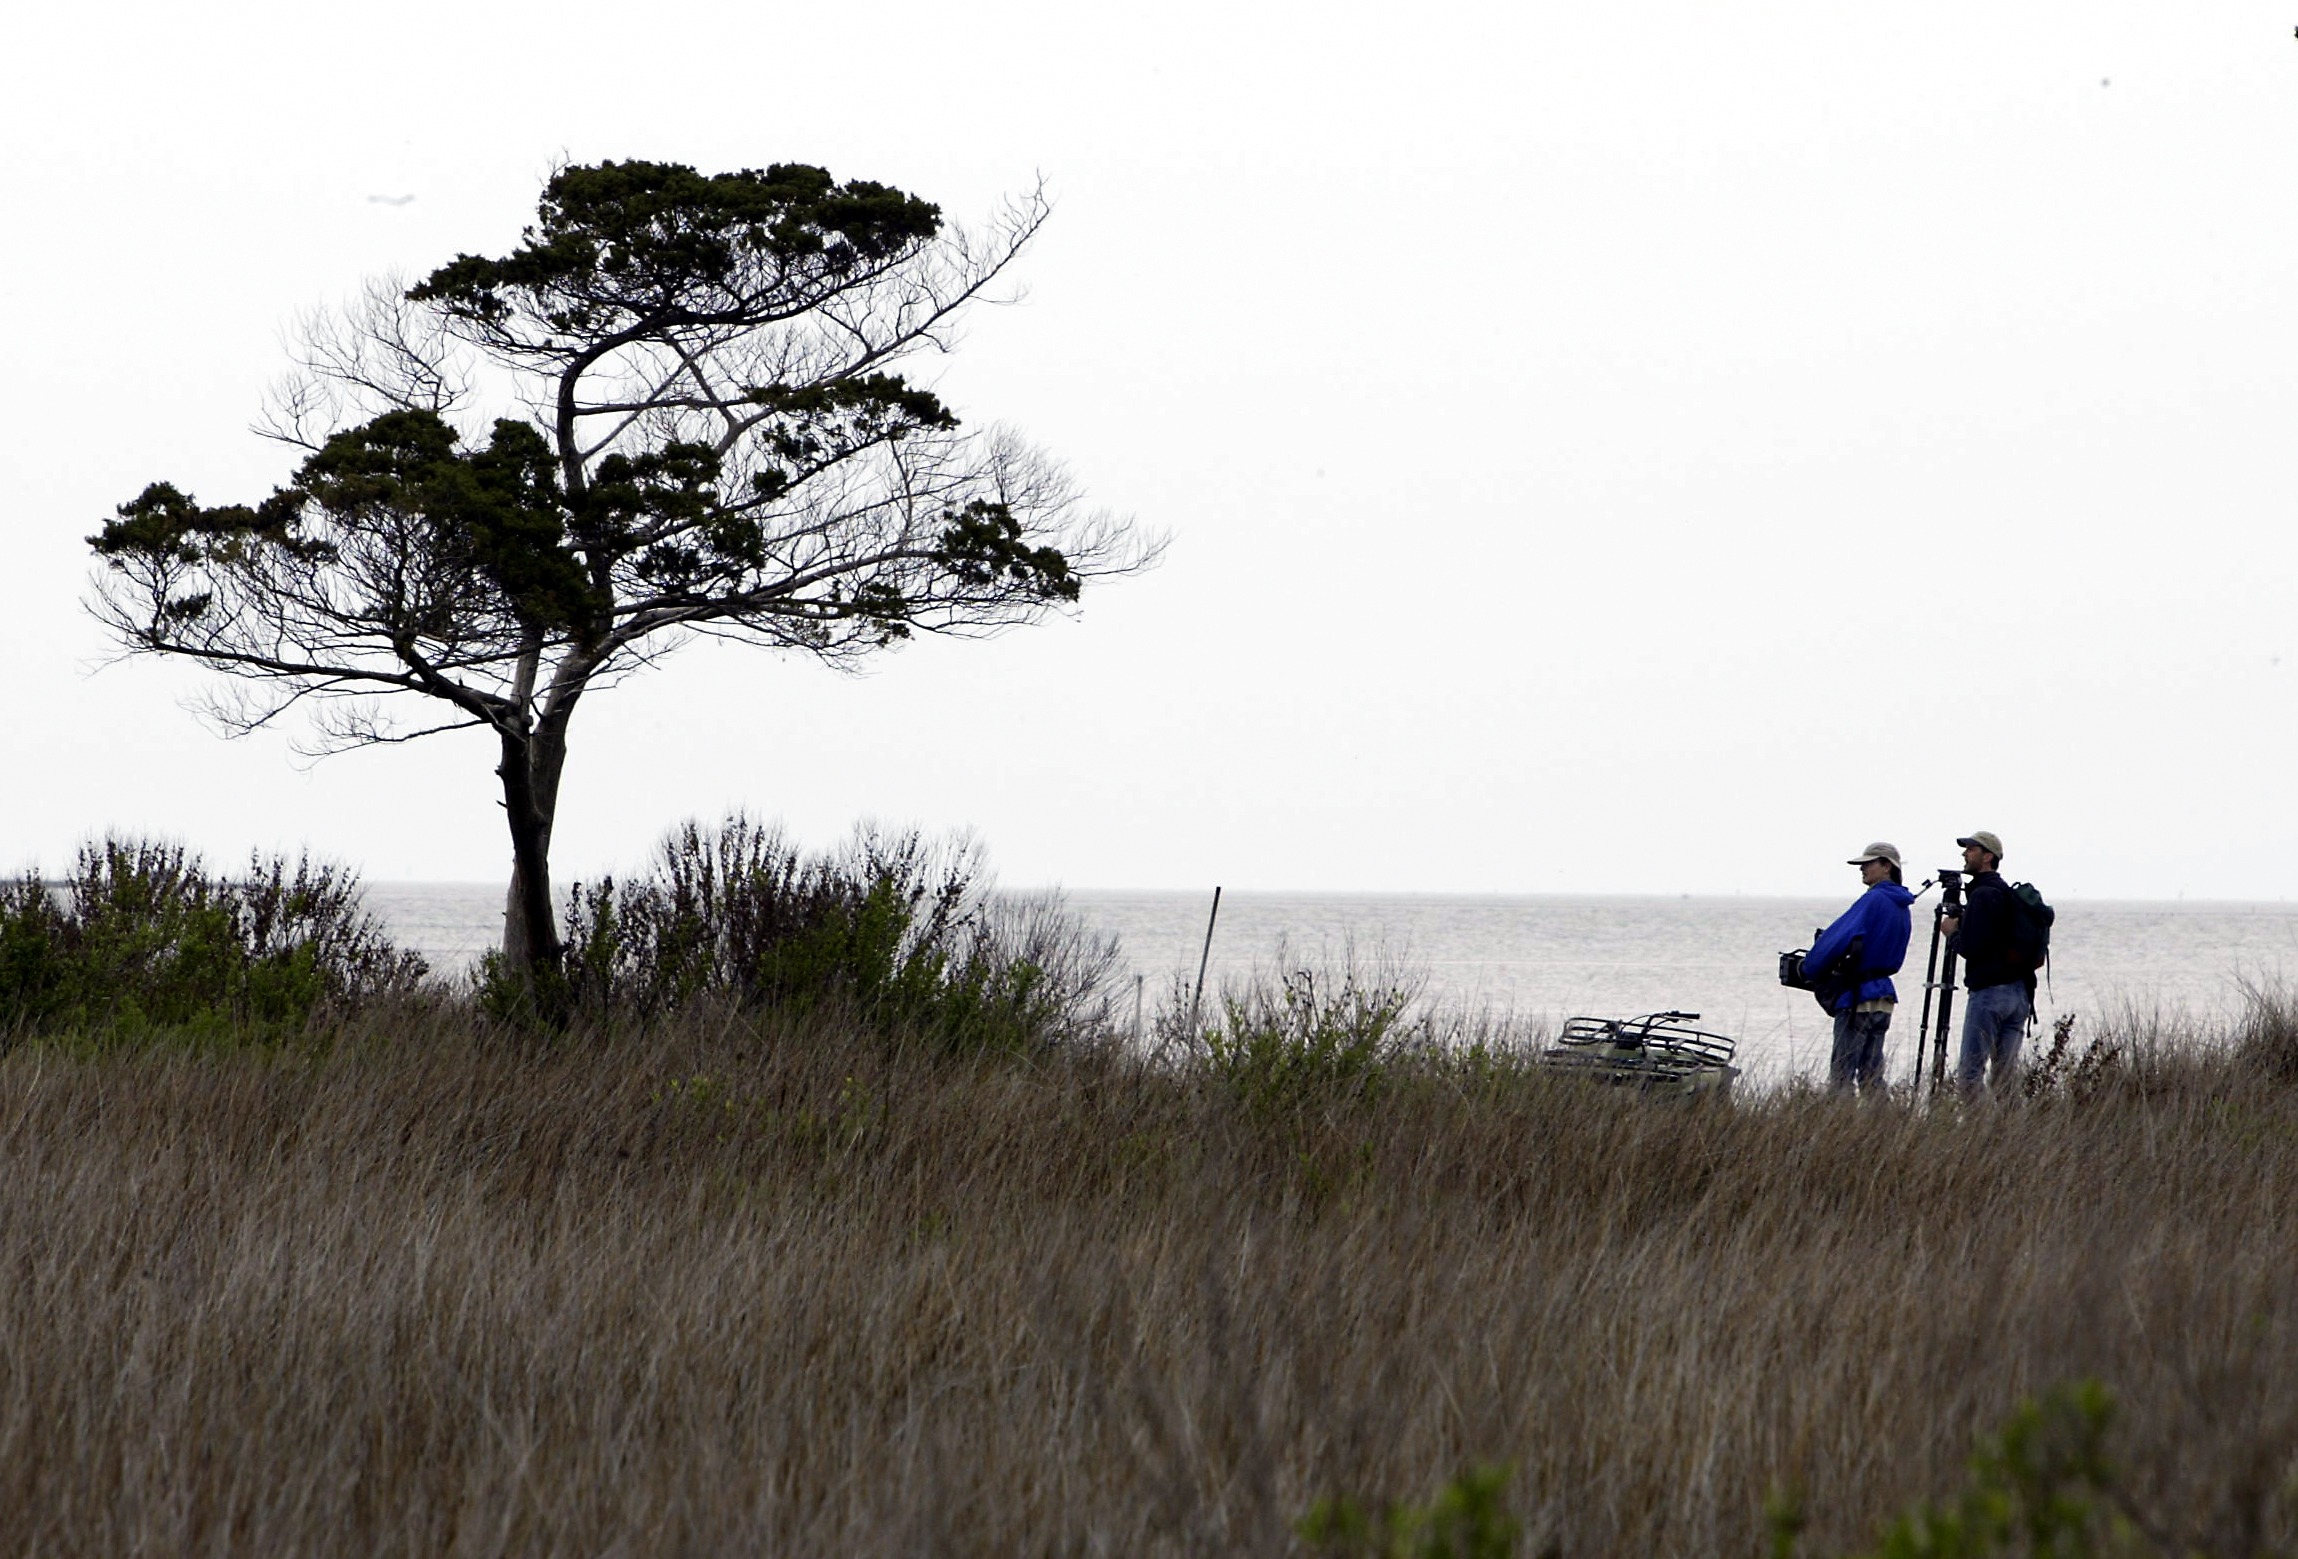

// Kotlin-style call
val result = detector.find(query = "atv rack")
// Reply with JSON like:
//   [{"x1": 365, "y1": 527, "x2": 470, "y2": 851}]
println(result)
[{"x1": 1537, "y1": 1009, "x2": 1741, "y2": 1095}]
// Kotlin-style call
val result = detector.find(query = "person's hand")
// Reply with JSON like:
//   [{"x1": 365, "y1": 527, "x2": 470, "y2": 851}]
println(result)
[{"x1": 1942, "y1": 915, "x2": 1960, "y2": 937}]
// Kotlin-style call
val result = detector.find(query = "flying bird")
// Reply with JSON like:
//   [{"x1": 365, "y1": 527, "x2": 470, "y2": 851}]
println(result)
[{"x1": 366, "y1": 194, "x2": 416, "y2": 207}]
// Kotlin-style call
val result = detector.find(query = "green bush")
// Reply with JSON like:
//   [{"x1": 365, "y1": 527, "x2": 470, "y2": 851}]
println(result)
[
  {"x1": 549, "y1": 816, "x2": 1121, "y2": 1053},
  {"x1": 1776, "y1": 1381, "x2": 2161, "y2": 1559},
  {"x1": 1192, "y1": 959, "x2": 1420, "y2": 1115},
  {"x1": 0, "y1": 837, "x2": 424, "y2": 1042},
  {"x1": 1298, "y1": 1463, "x2": 1521, "y2": 1559}
]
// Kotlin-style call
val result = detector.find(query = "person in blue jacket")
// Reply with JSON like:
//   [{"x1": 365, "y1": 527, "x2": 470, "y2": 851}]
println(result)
[{"x1": 1806, "y1": 842, "x2": 1916, "y2": 1095}]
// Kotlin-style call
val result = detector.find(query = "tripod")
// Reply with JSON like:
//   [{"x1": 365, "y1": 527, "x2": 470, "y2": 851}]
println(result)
[{"x1": 1911, "y1": 869, "x2": 1964, "y2": 1096}]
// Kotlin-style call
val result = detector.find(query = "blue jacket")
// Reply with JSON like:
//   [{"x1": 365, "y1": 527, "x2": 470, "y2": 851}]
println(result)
[{"x1": 1806, "y1": 881, "x2": 1916, "y2": 1013}]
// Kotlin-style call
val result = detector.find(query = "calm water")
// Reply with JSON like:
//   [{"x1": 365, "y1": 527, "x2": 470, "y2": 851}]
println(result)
[{"x1": 366, "y1": 883, "x2": 2298, "y2": 1086}]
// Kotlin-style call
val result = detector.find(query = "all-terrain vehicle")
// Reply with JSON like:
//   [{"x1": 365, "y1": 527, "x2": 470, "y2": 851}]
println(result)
[{"x1": 1536, "y1": 1009, "x2": 1740, "y2": 1095}]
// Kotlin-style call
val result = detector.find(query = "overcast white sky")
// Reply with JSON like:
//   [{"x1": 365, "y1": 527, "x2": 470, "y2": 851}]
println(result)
[{"x1": 5, "y1": 2, "x2": 2293, "y2": 901}]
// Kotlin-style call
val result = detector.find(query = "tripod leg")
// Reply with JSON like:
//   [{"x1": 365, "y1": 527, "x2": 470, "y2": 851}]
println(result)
[
  {"x1": 1913, "y1": 908, "x2": 1944, "y2": 1092},
  {"x1": 1931, "y1": 948, "x2": 1960, "y2": 1097}
]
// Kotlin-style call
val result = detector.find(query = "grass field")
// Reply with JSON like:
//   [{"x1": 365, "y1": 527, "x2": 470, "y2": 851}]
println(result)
[{"x1": 2, "y1": 991, "x2": 2294, "y2": 1556}]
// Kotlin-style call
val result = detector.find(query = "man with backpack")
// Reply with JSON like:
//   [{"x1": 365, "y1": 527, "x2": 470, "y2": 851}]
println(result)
[
  {"x1": 1804, "y1": 842, "x2": 1917, "y2": 1095},
  {"x1": 1941, "y1": 830, "x2": 2050, "y2": 1098}
]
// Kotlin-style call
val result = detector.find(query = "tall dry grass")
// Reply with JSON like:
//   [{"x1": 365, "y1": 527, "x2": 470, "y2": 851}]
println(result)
[{"x1": 1, "y1": 997, "x2": 2294, "y2": 1556}]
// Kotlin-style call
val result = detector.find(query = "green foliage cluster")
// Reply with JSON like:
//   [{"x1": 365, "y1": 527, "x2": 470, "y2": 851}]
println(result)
[
  {"x1": 1198, "y1": 964, "x2": 1419, "y2": 1115},
  {"x1": 1298, "y1": 1463, "x2": 1522, "y2": 1559},
  {"x1": 88, "y1": 160, "x2": 1082, "y2": 669},
  {"x1": 0, "y1": 838, "x2": 424, "y2": 1042},
  {"x1": 536, "y1": 816, "x2": 1120, "y2": 1054},
  {"x1": 1777, "y1": 1382, "x2": 2169, "y2": 1559},
  {"x1": 407, "y1": 160, "x2": 946, "y2": 333}
]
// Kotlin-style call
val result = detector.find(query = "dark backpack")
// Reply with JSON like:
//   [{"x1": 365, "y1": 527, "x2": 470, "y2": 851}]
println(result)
[{"x1": 2006, "y1": 881, "x2": 2054, "y2": 973}]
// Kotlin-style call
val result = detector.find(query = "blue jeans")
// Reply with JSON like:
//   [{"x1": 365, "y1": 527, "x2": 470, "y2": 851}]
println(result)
[
  {"x1": 1829, "y1": 1006, "x2": 1891, "y2": 1095},
  {"x1": 1958, "y1": 981, "x2": 2031, "y2": 1096}
]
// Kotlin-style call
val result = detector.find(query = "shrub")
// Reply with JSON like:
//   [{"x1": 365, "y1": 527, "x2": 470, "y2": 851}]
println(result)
[
  {"x1": 1184, "y1": 949, "x2": 1424, "y2": 1115},
  {"x1": 2021, "y1": 1015, "x2": 2129, "y2": 1103},
  {"x1": 1298, "y1": 1463, "x2": 1522, "y2": 1559},
  {"x1": 2235, "y1": 980, "x2": 2298, "y2": 1085},
  {"x1": 549, "y1": 816, "x2": 1122, "y2": 1053},
  {"x1": 1772, "y1": 1381, "x2": 2158, "y2": 1559},
  {"x1": 0, "y1": 837, "x2": 424, "y2": 1041}
]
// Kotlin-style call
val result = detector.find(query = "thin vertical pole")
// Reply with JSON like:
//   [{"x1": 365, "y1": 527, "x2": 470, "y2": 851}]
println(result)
[{"x1": 1188, "y1": 886, "x2": 1223, "y2": 1034}]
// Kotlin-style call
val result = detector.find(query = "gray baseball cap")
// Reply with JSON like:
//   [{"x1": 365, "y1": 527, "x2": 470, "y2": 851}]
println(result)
[
  {"x1": 1956, "y1": 831, "x2": 2004, "y2": 860},
  {"x1": 1847, "y1": 842, "x2": 1902, "y2": 867}
]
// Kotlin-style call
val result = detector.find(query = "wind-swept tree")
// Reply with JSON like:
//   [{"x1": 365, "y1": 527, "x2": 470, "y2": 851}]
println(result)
[{"x1": 89, "y1": 160, "x2": 1147, "y2": 976}]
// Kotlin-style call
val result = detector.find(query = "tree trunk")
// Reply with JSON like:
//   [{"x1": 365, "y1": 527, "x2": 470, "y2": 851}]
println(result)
[{"x1": 498, "y1": 720, "x2": 570, "y2": 973}]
